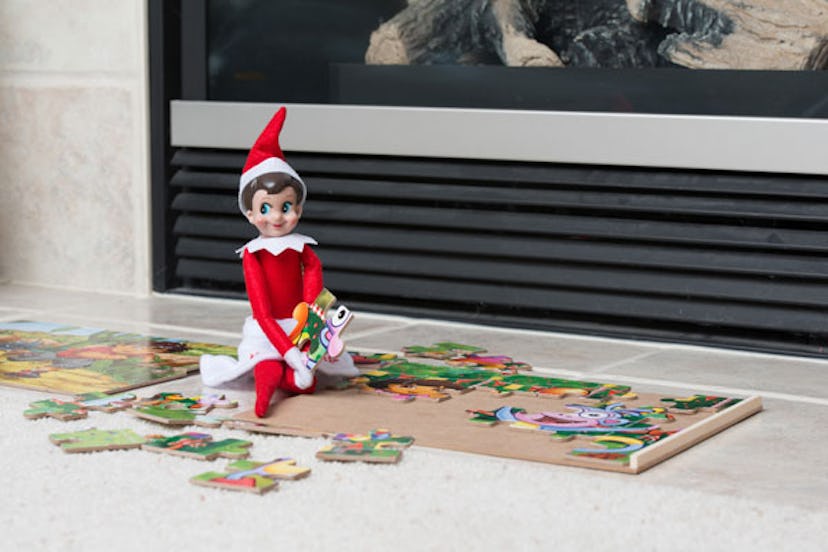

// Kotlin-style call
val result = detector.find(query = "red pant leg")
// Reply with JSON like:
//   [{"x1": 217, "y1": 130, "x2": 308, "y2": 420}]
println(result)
[{"x1": 254, "y1": 359, "x2": 284, "y2": 418}]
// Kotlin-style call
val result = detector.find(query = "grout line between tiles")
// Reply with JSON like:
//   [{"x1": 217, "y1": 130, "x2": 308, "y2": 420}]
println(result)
[
  {"x1": 583, "y1": 350, "x2": 664, "y2": 373},
  {"x1": 344, "y1": 321, "x2": 420, "y2": 340}
]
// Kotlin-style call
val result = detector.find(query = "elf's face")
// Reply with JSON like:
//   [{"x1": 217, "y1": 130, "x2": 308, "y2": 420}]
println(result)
[{"x1": 246, "y1": 187, "x2": 302, "y2": 238}]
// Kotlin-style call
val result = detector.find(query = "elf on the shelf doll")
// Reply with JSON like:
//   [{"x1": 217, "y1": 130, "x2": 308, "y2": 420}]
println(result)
[{"x1": 199, "y1": 107, "x2": 357, "y2": 417}]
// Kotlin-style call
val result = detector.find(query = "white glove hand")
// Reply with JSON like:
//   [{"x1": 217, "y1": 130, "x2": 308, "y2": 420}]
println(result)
[{"x1": 284, "y1": 347, "x2": 313, "y2": 390}]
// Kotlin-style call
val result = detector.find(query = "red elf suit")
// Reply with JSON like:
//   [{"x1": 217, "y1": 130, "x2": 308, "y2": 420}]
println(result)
[{"x1": 199, "y1": 107, "x2": 356, "y2": 417}]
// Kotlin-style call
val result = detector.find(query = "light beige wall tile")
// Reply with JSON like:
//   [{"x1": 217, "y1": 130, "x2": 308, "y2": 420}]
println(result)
[
  {"x1": 0, "y1": 1, "x2": 148, "y2": 294},
  {"x1": 0, "y1": 85, "x2": 141, "y2": 292},
  {"x1": 0, "y1": 0, "x2": 137, "y2": 73}
]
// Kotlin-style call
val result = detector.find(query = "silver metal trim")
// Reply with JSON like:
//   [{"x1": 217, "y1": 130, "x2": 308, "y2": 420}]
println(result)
[{"x1": 171, "y1": 100, "x2": 827, "y2": 175}]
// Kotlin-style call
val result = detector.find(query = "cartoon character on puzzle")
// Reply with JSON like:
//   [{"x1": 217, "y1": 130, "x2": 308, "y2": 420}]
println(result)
[{"x1": 199, "y1": 107, "x2": 358, "y2": 417}]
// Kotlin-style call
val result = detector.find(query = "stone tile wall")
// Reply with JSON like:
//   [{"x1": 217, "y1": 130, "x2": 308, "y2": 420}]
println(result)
[{"x1": 0, "y1": 1, "x2": 149, "y2": 294}]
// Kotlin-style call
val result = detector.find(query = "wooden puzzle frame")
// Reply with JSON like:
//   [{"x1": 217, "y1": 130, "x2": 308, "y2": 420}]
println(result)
[{"x1": 232, "y1": 381, "x2": 761, "y2": 474}]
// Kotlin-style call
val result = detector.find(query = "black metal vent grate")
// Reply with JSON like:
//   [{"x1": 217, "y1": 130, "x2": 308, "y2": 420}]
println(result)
[{"x1": 164, "y1": 148, "x2": 828, "y2": 356}]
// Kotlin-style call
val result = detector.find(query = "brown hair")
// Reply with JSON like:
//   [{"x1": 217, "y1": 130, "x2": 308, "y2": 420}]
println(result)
[{"x1": 240, "y1": 172, "x2": 304, "y2": 211}]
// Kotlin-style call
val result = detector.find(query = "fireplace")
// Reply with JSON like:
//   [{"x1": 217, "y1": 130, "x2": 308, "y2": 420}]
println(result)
[{"x1": 150, "y1": 0, "x2": 828, "y2": 356}]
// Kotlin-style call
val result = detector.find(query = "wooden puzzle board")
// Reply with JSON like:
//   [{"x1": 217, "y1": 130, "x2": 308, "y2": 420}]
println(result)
[{"x1": 233, "y1": 387, "x2": 762, "y2": 474}]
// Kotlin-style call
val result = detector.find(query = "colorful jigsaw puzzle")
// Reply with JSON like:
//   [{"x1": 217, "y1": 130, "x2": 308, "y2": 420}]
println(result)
[
  {"x1": 316, "y1": 429, "x2": 414, "y2": 464},
  {"x1": 234, "y1": 342, "x2": 762, "y2": 474},
  {"x1": 191, "y1": 458, "x2": 311, "y2": 494},
  {"x1": 0, "y1": 321, "x2": 235, "y2": 394}
]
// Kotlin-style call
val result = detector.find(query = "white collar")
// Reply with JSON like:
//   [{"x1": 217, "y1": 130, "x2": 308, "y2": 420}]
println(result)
[{"x1": 236, "y1": 233, "x2": 317, "y2": 257}]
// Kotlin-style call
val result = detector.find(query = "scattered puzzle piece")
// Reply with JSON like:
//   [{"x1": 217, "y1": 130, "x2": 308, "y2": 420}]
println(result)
[
  {"x1": 50, "y1": 428, "x2": 146, "y2": 453},
  {"x1": 191, "y1": 458, "x2": 311, "y2": 494},
  {"x1": 131, "y1": 392, "x2": 237, "y2": 427},
  {"x1": 74, "y1": 391, "x2": 136, "y2": 412},
  {"x1": 25, "y1": 398, "x2": 88, "y2": 421},
  {"x1": 25, "y1": 391, "x2": 138, "y2": 421},
  {"x1": 316, "y1": 429, "x2": 414, "y2": 464},
  {"x1": 142, "y1": 432, "x2": 253, "y2": 461}
]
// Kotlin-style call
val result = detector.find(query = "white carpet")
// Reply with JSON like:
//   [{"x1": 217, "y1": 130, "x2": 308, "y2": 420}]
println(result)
[{"x1": 2, "y1": 382, "x2": 825, "y2": 552}]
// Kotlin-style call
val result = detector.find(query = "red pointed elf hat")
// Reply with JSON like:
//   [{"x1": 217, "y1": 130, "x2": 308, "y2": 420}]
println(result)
[{"x1": 238, "y1": 107, "x2": 306, "y2": 213}]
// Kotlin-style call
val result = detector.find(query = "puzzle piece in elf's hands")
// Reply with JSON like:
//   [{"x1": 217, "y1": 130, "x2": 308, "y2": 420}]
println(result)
[
  {"x1": 191, "y1": 458, "x2": 311, "y2": 495},
  {"x1": 50, "y1": 428, "x2": 147, "y2": 453},
  {"x1": 660, "y1": 394, "x2": 741, "y2": 414},
  {"x1": 25, "y1": 399, "x2": 89, "y2": 421},
  {"x1": 291, "y1": 288, "x2": 353, "y2": 377},
  {"x1": 130, "y1": 392, "x2": 237, "y2": 427},
  {"x1": 142, "y1": 432, "x2": 253, "y2": 461},
  {"x1": 316, "y1": 429, "x2": 414, "y2": 464},
  {"x1": 402, "y1": 342, "x2": 486, "y2": 360}
]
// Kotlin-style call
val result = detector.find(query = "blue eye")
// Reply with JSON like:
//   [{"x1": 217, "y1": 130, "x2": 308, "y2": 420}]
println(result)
[
  {"x1": 260, "y1": 203, "x2": 271, "y2": 215},
  {"x1": 282, "y1": 201, "x2": 293, "y2": 214}
]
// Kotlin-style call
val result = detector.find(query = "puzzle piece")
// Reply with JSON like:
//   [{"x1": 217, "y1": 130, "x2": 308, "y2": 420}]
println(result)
[
  {"x1": 74, "y1": 391, "x2": 136, "y2": 412},
  {"x1": 350, "y1": 351, "x2": 400, "y2": 368},
  {"x1": 191, "y1": 458, "x2": 311, "y2": 495},
  {"x1": 353, "y1": 360, "x2": 497, "y2": 402},
  {"x1": 25, "y1": 399, "x2": 88, "y2": 421},
  {"x1": 142, "y1": 432, "x2": 253, "y2": 461},
  {"x1": 475, "y1": 374, "x2": 636, "y2": 400},
  {"x1": 661, "y1": 394, "x2": 741, "y2": 414},
  {"x1": 402, "y1": 342, "x2": 486, "y2": 360},
  {"x1": 292, "y1": 288, "x2": 353, "y2": 376},
  {"x1": 446, "y1": 353, "x2": 532, "y2": 373},
  {"x1": 316, "y1": 429, "x2": 414, "y2": 464},
  {"x1": 50, "y1": 428, "x2": 147, "y2": 453},
  {"x1": 131, "y1": 392, "x2": 237, "y2": 426},
  {"x1": 134, "y1": 392, "x2": 209, "y2": 411}
]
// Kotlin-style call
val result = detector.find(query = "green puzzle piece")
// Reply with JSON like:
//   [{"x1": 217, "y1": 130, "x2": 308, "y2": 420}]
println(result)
[
  {"x1": 142, "y1": 432, "x2": 253, "y2": 461},
  {"x1": 50, "y1": 428, "x2": 147, "y2": 453},
  {"x1": 74, "y1": 392, "x2": 136, "y2": 412},
  {"x1": 25, "y1": 399, "x2": 88, "y2": 421}
]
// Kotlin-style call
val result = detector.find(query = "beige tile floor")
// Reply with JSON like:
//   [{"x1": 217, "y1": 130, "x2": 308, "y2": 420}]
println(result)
[{"x1": 1, "y1": 282, "x2": 826, "y2": 550}]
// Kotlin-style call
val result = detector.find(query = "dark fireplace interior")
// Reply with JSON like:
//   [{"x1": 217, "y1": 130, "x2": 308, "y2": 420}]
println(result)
[{"x1": 150, "y1": 0, "x2": 828, "y2": 357}]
